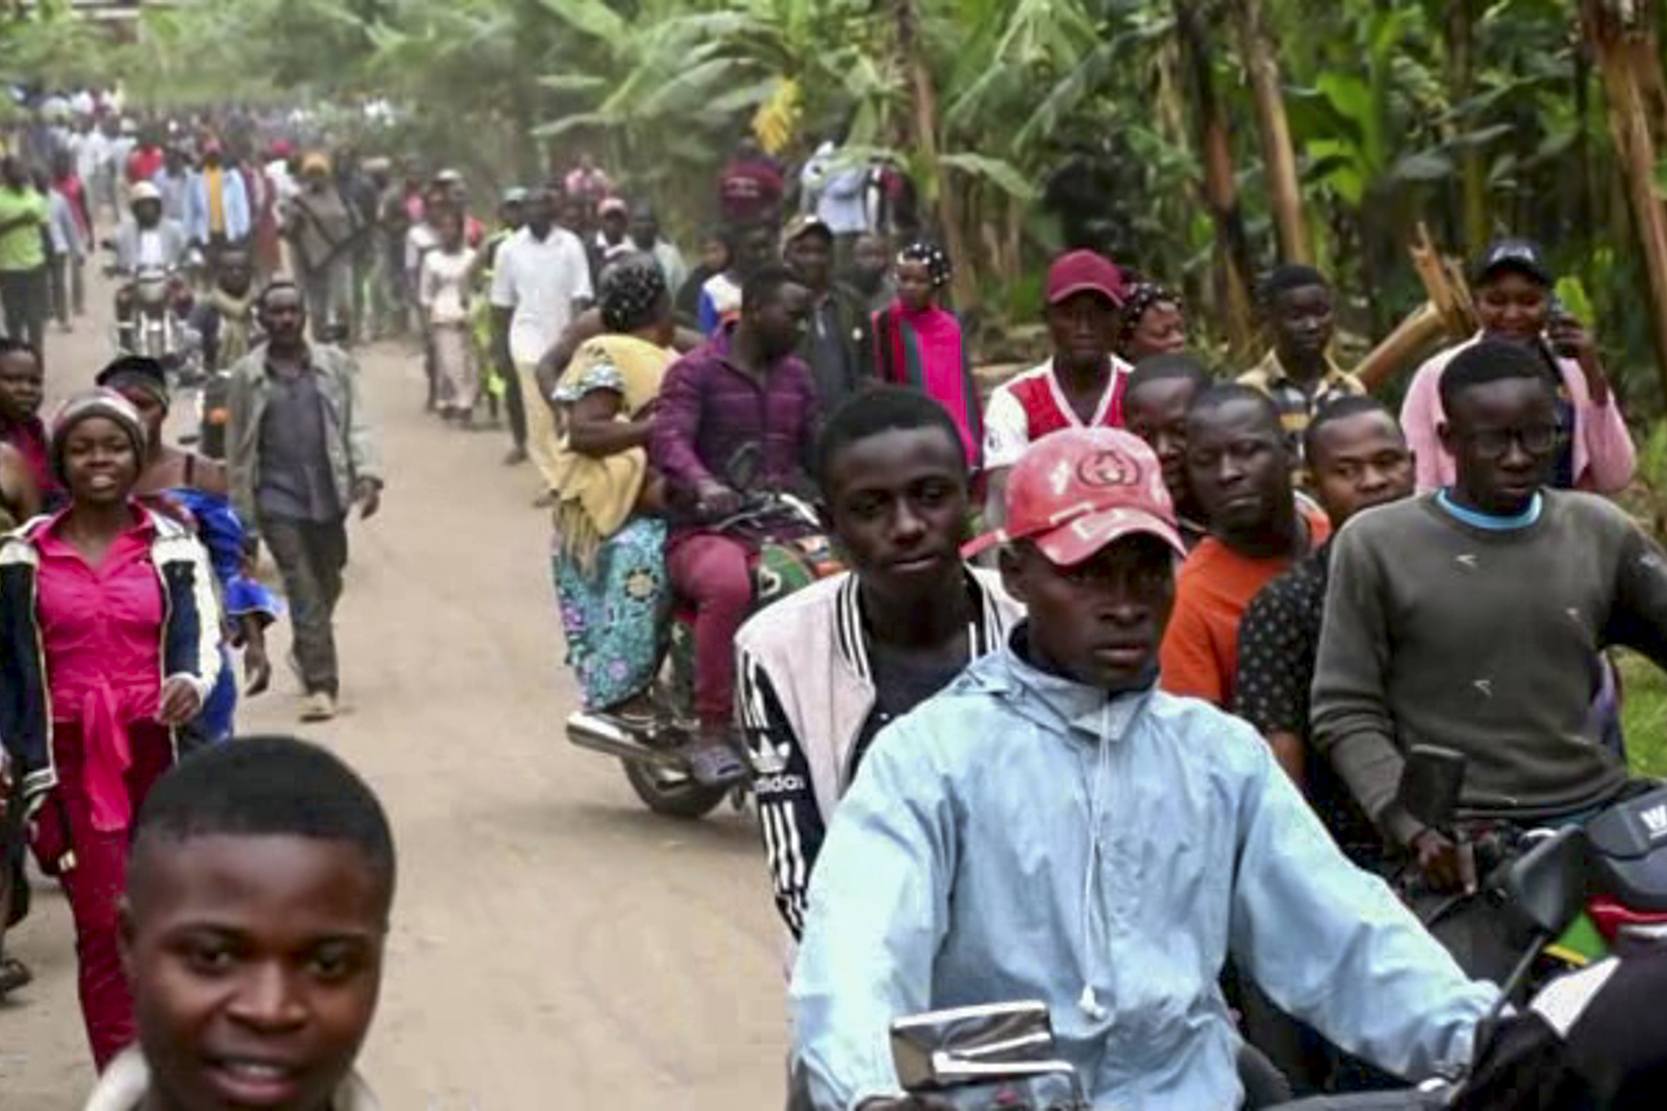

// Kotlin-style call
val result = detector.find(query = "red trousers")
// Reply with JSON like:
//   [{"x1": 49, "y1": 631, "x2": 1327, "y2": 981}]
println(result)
[
  {"x1": 666, "y1": 533, "x2": 753, "y2": 729},
  {"x1": 30, "y1": 722, "x2": 173, "y2": 1071}
]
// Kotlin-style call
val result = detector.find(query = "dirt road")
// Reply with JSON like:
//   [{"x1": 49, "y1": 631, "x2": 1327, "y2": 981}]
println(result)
[{"x1": 2, "y1": 270, "x2": 789, "y2": 1108}]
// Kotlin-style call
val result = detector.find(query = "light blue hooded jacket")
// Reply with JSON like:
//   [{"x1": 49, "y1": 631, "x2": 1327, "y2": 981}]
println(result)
[{"x1": 790, "y1": 631, "x2": 1497, "y2": 1109}]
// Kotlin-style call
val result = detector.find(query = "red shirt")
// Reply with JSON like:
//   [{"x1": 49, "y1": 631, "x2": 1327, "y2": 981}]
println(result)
[
  {"x1": 36, "y1": 509, "x2": 166, "y2": 831},
  {"x1": 3, "y1": 415, "x2": 59, "y2": 503},
  {"x1": 1158, "y1": 501, "x2": 1331, "y2": 708},
  {"x1": 126, "y1": 145, "x2": 164, "y2": 185},
  {"x1": 981, "y1": 357, "x2": 1133, "y2": 470},
  {"x1": 719, "y1": 159, "x2": 785, "y2": 224}
]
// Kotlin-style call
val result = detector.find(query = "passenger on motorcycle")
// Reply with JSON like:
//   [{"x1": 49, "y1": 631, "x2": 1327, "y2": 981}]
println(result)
[
  {"x1": 548, "y1": 255, "x2": 677, "y2": 720},
  {"x1": 791, "y1": 427, "x2": 1496, "y2": 1110},
  {"x1": 1312, "y1": 339, "x2": 1667, "y2": 982},
  {"x1": 738, "y1": 386, "x2": 1022, "y2": 940},
  {"x1": 186, "y1": 245, "x2": 259, "y2": 374},
  {"x1": 648, "y1": 263, "x2": 819, "y2": 786}
]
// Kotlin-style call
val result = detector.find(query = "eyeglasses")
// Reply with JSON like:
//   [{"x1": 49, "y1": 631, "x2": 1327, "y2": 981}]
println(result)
[{"x1": 1462, "y1": 424, "x2": 1565, "y2": 459}]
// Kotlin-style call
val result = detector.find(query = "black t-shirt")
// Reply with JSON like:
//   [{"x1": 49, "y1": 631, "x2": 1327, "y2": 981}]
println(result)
[
  {"x1": 849, "y1": 638, "x2": 969, "y2": 778},
  {"x1": 1235, "y1": 541, "x2": 1384, "y2": 866}
]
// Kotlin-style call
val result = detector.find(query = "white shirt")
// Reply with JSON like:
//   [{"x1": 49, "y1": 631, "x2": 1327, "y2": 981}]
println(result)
[
  {"x1": 489, "y1": 225, "x2": 593, "y2": 367},
  {"x1": 135, "y1": 228, "x2": 168, "y2": 269},
  {"x1": 420, "y1": 246, "x2": 477, "y2": 325},
  {"x1": 981, "y1": 356, "x2": 1133, "y2": 471},
  {"x1": 404, "y1": 222, "x2": 438, "y2": 281},
  {"x1": 78, "y1": 131, "x2": 110, "y2": 182}
]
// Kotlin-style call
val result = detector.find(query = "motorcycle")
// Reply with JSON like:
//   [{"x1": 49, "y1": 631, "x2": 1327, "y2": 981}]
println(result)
[
  {"x1": 879, "y1": 749, "x2": 1664, "y2": 1111},
  {"x1": 1394, "y1": 745, "x2": 1667, "y2": 987},
  {"x1": 882, "y1": 826, "x2": 1604, "y2": 1111},
  {"x1": 565, "y1": 486, "x2": 842, "y2": 820},
  {"x1": 108, "y1": 260, "x2": 203, "y2": 386}
]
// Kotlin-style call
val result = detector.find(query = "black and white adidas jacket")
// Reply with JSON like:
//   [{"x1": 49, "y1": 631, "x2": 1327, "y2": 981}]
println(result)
[{"x1": 735, "y1": 568, "x2": 1021, "y2": 940}]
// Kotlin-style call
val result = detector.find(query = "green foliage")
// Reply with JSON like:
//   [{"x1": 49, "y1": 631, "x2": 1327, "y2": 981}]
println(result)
[{"x1": 6, "y1": 0, "x2": 1665, "y2": 405}]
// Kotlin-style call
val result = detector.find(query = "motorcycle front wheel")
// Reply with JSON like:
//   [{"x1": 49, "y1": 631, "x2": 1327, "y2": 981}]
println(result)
[{"x1": 621, "y1": 759, "x2": 729, "y2": 820}]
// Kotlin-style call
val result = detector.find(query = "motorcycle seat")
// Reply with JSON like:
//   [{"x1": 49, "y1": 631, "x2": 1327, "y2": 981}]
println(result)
[{"x1": 1585, "y1": 785, "x2": 1667, "y2": 912}]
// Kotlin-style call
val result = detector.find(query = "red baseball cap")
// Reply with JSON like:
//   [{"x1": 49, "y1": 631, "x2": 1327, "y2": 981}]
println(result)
[
  {"x1": 963, "y1": 427, "x2": 1186, "y2": 564},
  {"x1": 1046, "y1": 249, "x2": 1127, "y2": 307}
]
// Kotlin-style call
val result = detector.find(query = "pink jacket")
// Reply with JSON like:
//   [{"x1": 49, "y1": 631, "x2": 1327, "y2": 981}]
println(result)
[{"x1": 1400, "y1": 335, "x2": 1636, "y2": 494}]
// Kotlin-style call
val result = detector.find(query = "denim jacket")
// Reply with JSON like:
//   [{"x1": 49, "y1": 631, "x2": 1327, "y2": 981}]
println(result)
[
  {"x1": 790, "y1": 629, "x2": 1497, "y2": 1110},
  {"x1": 225, "y1": 341, "x2": 381, "y2": 542}
]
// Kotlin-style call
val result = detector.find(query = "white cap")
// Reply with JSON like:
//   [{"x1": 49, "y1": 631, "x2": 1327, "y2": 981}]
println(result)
[{"x1": 129, "y1": 182, "x2": 161, "y2": 203}]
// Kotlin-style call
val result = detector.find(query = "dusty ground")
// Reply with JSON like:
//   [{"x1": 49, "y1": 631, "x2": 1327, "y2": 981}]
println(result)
[{"x1": 1, "y1": 267, "x2": 789, "y2": 1108}]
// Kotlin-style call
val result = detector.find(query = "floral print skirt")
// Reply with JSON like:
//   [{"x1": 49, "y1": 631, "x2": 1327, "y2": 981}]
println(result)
[{"x1": 551, "y1": 516, "x2": 670, "y2": 710}]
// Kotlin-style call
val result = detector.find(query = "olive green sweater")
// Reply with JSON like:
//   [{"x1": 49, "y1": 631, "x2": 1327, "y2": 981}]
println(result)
[{"x1": 1311, "y1": 491, "x2": 1667, "y2": 847}]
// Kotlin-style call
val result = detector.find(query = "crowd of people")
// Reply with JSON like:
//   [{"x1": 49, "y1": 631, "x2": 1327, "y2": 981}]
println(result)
[{"x1": 2, "y1": 83, "x2": 1667, "y2": 1109}]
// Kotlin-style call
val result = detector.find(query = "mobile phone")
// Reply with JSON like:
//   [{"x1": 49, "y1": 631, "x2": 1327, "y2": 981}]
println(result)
[{"x1": 1546, "y1": 294, "x2": 1580, "y2": 357}]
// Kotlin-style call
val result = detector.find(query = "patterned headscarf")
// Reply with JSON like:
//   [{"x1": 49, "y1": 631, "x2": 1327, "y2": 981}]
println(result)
[
  {"x1": 598, "y1": 253, "x2": 669, "y2": 333},
  {"x1": 898, "y1": 241, "x2": 952, "y2": 289},
  {"x1": 1117, "y1": 281, "x2": 1183, "y2": 348},
  {"x1": 49, "y1": 388, "x2": 148, "y2": 487}
]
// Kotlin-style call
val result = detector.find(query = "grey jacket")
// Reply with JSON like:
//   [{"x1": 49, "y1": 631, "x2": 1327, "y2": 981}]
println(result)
[
  {"x1": 111, "y1": 216, "x2": 188, "y2": 273},
  {"x1": 225, "y1": 341, "x2": 382, "y2": 541}
]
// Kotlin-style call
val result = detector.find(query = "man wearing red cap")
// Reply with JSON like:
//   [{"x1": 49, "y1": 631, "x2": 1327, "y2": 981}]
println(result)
[
  {"x1": 791, "y1": 425, "x2": 1496, "y2": 1111},
  {"x1": 982, "y1": 249, "x2": 1132, "y2": 527}
]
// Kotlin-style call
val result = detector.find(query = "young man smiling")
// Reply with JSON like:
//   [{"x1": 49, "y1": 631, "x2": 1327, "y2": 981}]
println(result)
[
  {"x1": 790, "y1": 426, "x2": 1494, "y2": 1110},
  {"x1": 738, "y1": 387, "x2": 1020, "y2": 940},
  {"x1": 87, "y1": 735, "x2": 392, "y2": 1111}
]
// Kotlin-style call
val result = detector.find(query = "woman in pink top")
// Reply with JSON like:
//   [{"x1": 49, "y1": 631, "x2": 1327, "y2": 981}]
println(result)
[
  {"x1": 871, "y1": 242, "x2": 984, "y2": 469},
  {"x1": 1401, "y1": 239, "x2": 1634, "y2": 495},
  {"x1": 0, "y1": 390, "x2": 220, "y2": 1068}
]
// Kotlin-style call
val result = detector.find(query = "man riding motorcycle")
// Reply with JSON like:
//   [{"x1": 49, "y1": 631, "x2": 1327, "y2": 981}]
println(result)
[
  {"x1": 111, "y1": 181, "x2": 188, "y2": 277},
  {"x1": 649, "y1": 262, "x2": 820, "y2": 788},
  {"x1": 1312, "y1": 339, "x2": 1667, "y2": 983},
  {"x1": 790, "y1": 427, "x2": 1497, "y2": 1110}
]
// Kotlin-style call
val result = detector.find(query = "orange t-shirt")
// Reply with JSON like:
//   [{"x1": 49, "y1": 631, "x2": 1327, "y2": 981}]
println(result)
[{"x1": 1159, "y1": 503, "x2": 1330, "y2": 707}]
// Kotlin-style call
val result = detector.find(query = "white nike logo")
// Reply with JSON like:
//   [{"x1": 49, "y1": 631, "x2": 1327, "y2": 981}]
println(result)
[
  {"x1": 1456, "y1": 554, "x2": 1479, "y2": 570},
  {"x1": 1474, "y1": 679, "x2": 1494, "y2": 698}
]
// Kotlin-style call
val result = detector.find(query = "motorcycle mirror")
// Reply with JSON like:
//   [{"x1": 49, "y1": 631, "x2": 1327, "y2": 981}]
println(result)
[
  {"x1": 1396, "y1": 745, "x2": 1467, "y2": 832},
  {"x1": 1506, "y1": 827, "x2": 1590, "y2": 940},
  {"x1": 891, "y1": 1001, "x2": 1054, "y2": 1091}
]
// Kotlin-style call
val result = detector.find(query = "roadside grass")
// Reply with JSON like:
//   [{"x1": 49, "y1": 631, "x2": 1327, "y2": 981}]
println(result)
[{"x1": 1620, "y1": 651, "x2": 1667, "y2": 778}]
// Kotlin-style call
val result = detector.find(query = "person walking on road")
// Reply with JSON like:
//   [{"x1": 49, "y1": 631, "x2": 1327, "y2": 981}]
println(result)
[
  {"x1": 0, "y1": 336, "x2": 55, "y2": 498},
  {"x1": 0, "y1": 155, "x2": 50, "y2": 359},
  {"x1": 0, "y1": 388, "x2": 221, "y2": 1069},
  {"x1": 490, "y1": 187, "x2": 592, "y2": 503},
  {"x1": 82, "y1": 736, "x2": 394, "y2": 1111},
  {"x1": 98, "y1": 355, "x2": 278, "y2": 743},
  {"x1": 285, "y1": 152, "x2": 361, "y2": 343},
  {"x1": 227, "y1": 282, "x2": 382, "y2": 724},
  {"x1": 419, "y1": 209, "x2": 480, "y2": 425}
]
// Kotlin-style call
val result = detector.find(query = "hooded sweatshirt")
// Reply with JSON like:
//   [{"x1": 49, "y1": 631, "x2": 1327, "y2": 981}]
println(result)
[{"x1": 791, "y1": 628, "x2": 1496, "y2": 1110}]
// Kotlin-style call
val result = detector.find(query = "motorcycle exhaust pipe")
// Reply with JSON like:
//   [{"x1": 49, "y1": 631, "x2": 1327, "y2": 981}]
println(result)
[{"x1": 565, "y1": 711, "x2": 683, "y2": 768}]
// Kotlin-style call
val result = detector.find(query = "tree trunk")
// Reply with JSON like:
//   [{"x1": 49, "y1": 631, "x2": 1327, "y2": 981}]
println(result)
[
  {"x1": 1229, "y1": 0, "x2": 1310, "y2": 264},
  {"x1": 895, "y1": 0, "x2": 977, "y2": 311},
  {"x1": 1446, "y1": 0, "x2": 1488, "y2": 257},
  {"x1": 1582, "y1": 0, "x2": 1667, "y2": 401},
  {"x1": 1175, "y1": 0, "x2": 1255, "y2": 355}
]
